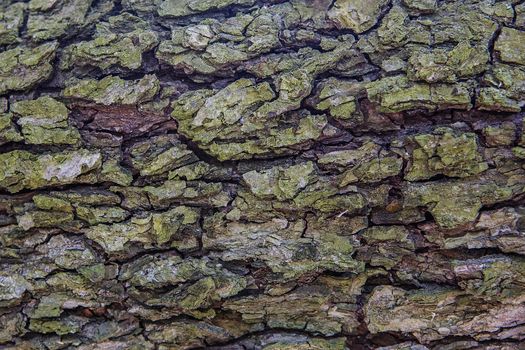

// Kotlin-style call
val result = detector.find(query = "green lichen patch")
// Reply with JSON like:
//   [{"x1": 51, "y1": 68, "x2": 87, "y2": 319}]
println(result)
[
  {"x1": 138, "y1": 179, "x2": 231, "y2": 209},
  {"x1": 405, "y1": 129, "x2": 488, "y2": 181},
  {"x1": 242, "y1": 162, "x2": 315, "y2": 201},
  {"x1": 402, "y1": 0, "x2": 436, "y2": 14},
  {"x1": 33, "y1": 194, "x2": 73, "y2": 212},
  {"x1": 130, "y1": 135, "x2": 198, "y2": 177},
  {"x1": 152, "y1": 206, "x2": 200, "y2": 247},
  {"x1": 84, "y1": 206, "x2": 201, "y2": 256},
  {"x1": 35, "y1": 235, "x2": 99, "y2": 270},
  {"x1": 365, "y1": 284, "x2": 525, "y2": 343},
  {"x1": 158, "y1": 0, "x2": 255, "y2": 18},
  {"x1": 263, "y1": 337, "x2": 347, "y2": 350},
  {"x1": 0, "y1": 42, "x2": 58, "y2": 95},
  {"x1": 11, "y1": 96, "x2": 81, "y2": 145},
  {"x1": 27, "y1": 0, "x2": 92, "y2": 41},
  {"x1": 84, "y1": 214, "x2": 153, "y2": 255},
  {"x1": 360, "y1": 226, "x2": 415, "y2": 268},
  {"x1": 29, "y1": 316, "x2": 88, "y2": 335},
  {"x1": 425, "y1": 207, "x2": 525, "y2": 255},
  {"x1": 204, "y1": 212, "x2": 364, "y2": 281},
  {"x1": 222, "y1": 285, "x2": 358, "y2": 336},
  {"x1": 0, "y1": 274, "x2": 31, "y2": 308},
  {"x1": 17, "y1": 210, "x2": 74, "y2": 231},
  {"x1": 328, "y1": 0, "x2": 389, "y2": 33},
  {"x1": 0, "y1": 149, "x2": 102, "y2": 193},
  {"x1": 476, "y1": 87, "x2": 523, "y2": 112},
  {"x1": 408, "y1": 41, "x2": 489, "y2": 83},
  {"x1": 476, "y1": 64, "x2": 525, "y2": 112},
  {"x1": 172, "y1": 78, "x2": 331, "y2": 161},
  {"x1": 307, "y1": 78, "x2": 363, "y2": 126},
  {"x1": 61, "y1": 17, "x2": 159, "y2": 70},
  {"x1": 121, "y1": 255, "x2": 247, "y2": 312},
  {"x1": 495, "y1": 27, "x2": 525, "y2": 66},
  {"x1": 318, "y1": 141, "x2": 403, "y2": 184},
  {"x1": 0, "y1": 113, "x2": 23, "y2": 145},
  {"x1": 63, "y1": 75, "x2": 160, "y2": 105},
  {"x1": 483, "y1": 122, "x2": 516, "y2": 147},
  {"x1": 76, "y1": 205, "x2": 130, "y2": 225},
  {"x1": 402, "y1": 174, "x2": 521, "y2": 228},
  {"x1": 366, "y1": 75, "x2": 473, "y2": 113},
  {"x1": 0, "y1": 2, "x2": 25, "y2": 45}
]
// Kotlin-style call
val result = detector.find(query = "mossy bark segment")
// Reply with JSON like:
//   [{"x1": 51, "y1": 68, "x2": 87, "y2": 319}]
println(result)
[
  {"x1": 0, "y1": 0, "x2": 525, "y2": 349},
  {"x1": 0, "y1": 42, "x2": 58, "y2": 94}
]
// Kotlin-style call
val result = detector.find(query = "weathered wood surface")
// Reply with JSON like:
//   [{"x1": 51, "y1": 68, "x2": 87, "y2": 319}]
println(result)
[{"x1": 1, "y1": 0, "x2": 525, "y2": 349}]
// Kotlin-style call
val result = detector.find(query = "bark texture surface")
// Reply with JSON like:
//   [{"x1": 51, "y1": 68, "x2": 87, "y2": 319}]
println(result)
[{"x1": 1, "y1": 0, "x2": 525, "y2": 349}]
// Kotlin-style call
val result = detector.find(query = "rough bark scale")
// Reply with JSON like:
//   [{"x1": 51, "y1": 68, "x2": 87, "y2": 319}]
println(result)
[{"x1": 0, "y1": 0, "x2": 525, "y2": 349}]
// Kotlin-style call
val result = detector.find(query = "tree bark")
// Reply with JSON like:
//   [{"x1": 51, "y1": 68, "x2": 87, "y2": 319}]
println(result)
[{"x1": 0, "y1": 0, "x2": 524, "y2": 349}]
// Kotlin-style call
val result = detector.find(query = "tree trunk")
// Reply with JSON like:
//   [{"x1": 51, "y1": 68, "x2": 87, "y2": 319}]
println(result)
[{"x1": 0, "y1": 0, "x2": 524, "y2": 349}]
